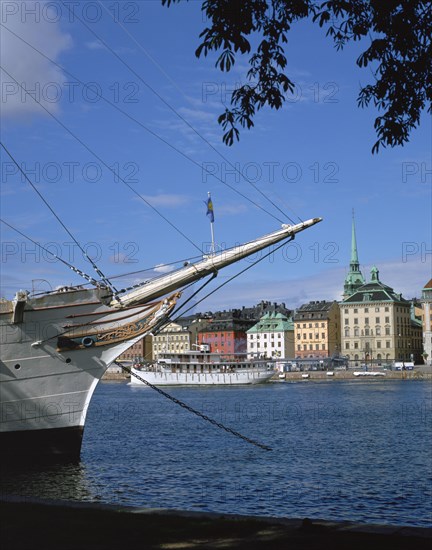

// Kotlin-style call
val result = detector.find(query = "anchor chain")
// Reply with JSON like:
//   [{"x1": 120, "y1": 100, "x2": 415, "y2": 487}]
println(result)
[{"x1": 120, "y1": 364, "x2": 272, "y2": 452}]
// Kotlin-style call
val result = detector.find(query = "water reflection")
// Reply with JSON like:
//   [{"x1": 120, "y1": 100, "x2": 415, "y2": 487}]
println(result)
[{"x1": 0, "y1": 461, "x2": 96, "y2": 502}]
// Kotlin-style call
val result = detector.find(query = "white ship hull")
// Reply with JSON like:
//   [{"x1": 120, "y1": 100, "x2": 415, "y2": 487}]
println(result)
[
  {"x1": 130, "y1": 367, "x2": 274, "y2": 386},
  {"x1": 0, "y1": 288, "x2": 177, "y2": 461}
]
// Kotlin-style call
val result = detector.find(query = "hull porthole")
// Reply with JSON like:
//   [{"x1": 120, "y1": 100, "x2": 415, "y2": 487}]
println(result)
[{"x1": 82, "y1": 337, "x2": 95, "y2": 348}]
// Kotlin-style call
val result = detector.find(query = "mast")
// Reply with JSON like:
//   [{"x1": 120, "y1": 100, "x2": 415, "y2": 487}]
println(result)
[{"x1": 112, "y1": 217, "x2": 322, "y2": 307}]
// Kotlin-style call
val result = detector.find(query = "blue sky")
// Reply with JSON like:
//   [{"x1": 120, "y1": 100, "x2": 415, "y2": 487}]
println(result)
[{"x1": 1, "y1": 0, "x2": 431, "y2": 310}]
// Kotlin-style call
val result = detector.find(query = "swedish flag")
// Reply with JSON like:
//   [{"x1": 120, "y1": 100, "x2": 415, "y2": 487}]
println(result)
[{"x1": 206, "y1": 196, "x2": 214, "y2": 223}]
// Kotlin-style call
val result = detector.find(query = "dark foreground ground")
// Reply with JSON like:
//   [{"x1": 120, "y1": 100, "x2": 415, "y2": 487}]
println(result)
[{"x1": 1, "y1": 497, "x2": 431, "y2": 550}]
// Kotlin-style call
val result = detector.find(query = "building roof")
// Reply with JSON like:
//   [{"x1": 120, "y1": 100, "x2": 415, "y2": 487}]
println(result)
[
  {"x1": 247, "y1": 312, "x2": 294, "y2": 333},
  {"x1": 343, "y1": 267, "x2": 409, "y2": 304},
  {"x1": 293, "y1": 300, "x2": 337, "y2": 321}
]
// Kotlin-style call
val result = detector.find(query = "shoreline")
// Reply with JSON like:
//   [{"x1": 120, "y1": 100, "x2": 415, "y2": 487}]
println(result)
[{"x1": 1, "y1": 496, "x2": 431, "y2": 549}]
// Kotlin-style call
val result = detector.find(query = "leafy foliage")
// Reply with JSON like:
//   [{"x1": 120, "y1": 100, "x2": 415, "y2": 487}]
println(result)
[{"x1": 162, "y1": 1, "x2": 432, "y2": 153}]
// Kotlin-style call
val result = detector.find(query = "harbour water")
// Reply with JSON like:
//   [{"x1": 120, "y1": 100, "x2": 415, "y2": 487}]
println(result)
[{"x1": 2, "y1": 379, "x2": 431, "y2": 527}]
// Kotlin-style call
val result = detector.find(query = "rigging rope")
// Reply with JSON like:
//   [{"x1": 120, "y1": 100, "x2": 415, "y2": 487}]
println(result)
[
  {"x1": 0, "y1": 218, "x2": 100, "y2": 287},
  {"x1": 171, "y1": 236, "x2": 294, "y2": 322},
  {"x1": 73, "y1": 0, "x2": 296, "y2": 224},
  {"x1": 0, "y1": 66, "x2": 204, "y2": 255},
  {"x1": 0, "y1": 144, "x2": 118, "y2": 294},
  {"x1": 0, "y1": 22, "x2": 293, "y2": 225}
]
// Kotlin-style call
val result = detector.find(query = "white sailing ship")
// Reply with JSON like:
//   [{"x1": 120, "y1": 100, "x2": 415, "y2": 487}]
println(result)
[
  {"x1": 0, "y1": 218, "x2": 321, "y2": 461},
  {"x1": 130, "y1": 345, "x2": 275, "y2": 386}
]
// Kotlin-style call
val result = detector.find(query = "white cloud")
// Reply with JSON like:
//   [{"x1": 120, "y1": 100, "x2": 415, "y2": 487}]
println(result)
[
  {"x1": 1, "y1": 1, "x2": 72, "y2": 119},
  {"x1": 137, "y1": 193, "x2": 189, "y2": 207},
  {"x1": 154, "y1": 263, "x2": 175, "y2": 274},
  {"x1": 85, "y1": 40, "x2": 105, "y2": 50}
]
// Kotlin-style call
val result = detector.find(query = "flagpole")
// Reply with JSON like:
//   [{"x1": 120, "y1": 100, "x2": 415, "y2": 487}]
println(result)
[{"x1": 207, "y1": 191, "x2": 216, "y2": 254}]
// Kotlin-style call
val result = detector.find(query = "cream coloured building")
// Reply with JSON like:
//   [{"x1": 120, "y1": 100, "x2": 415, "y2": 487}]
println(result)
[
  {"x1": 420, "y1": 279, "x2": 432, "y2": 365},
  {"x1": 341, "y1": 267, "x2": 422, "y2": 365},
  {"x1": 152, "y1": 321, "x2": 192, "y2": 358}
]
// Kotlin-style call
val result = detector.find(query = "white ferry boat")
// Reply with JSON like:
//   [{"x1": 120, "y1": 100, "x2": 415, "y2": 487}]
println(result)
[{"x1": 130, "y1": 345, "x2": 275, "y2": 386}]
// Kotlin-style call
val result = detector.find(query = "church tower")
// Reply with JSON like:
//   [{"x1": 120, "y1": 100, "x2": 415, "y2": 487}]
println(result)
[{"x1": 343, "y1": 211, "x2": 365, "y2": 299}]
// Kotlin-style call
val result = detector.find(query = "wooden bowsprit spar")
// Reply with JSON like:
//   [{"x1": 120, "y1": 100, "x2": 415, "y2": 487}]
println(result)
[{"x1": 119, "y1": 363, "x2": 272, "y2": 451}]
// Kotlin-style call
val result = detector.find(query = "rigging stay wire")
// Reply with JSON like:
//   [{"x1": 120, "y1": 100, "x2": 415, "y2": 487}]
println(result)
[
  {"x1": 97, "y1": 0, "x2": 303, "y2": 225},
  {"x1": 0, "y1": 217, "x2": 101, "y2": 287},
  {"x1": 0, "y1": 65, "x2": 204, "y2": 256},
  {"x1": 92, "y1": 0, "x2": 301, "y2": 224},
  {"x1": 0, "y1": 217, "x2": 201, "y2": 295},
  {"x1": 170, "y1": 237, "x2": 294, "y2": 324},
  {"x1": 0, "y1": 143, "x2": 118, "y2": 293},
  {"x1": 0, "y1": 22, "x2": 287, "y2": 225}
]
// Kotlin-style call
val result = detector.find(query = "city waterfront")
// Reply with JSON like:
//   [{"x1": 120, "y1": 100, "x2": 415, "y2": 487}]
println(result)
[{"x1": 2, "y1": 379, "x2": 431, "y2": 528}]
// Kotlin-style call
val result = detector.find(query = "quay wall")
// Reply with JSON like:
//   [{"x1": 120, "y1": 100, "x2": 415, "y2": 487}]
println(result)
[{"x1": 102, "y1": 368, "x2": 432, "y2": 381}]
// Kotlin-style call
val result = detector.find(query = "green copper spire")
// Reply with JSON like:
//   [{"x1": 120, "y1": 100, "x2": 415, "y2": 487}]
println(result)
[
  {"x1": 343, "y1": 210, "x2": 365, "y2": 299},
  {"x1": 350, "y1": 209, "x2": 360, "y2": 269}
]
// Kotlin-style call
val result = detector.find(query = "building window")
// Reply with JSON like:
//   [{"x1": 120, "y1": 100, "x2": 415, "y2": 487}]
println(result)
[
  {"x1": 297, "y1": 345, "x2": 301, "y2": 351},
  {"x1": 376, "y1": 327, "x2": 381, "y2": 336},
  {"x1": 365, "y1": 317, "x2": 369, "y2": 325},
  {"x1": 364, "y1": 308, "x2": 369, "y2": 313},
  {"x1": 354, "y1": 342, "x2": 359, "y2": 349},
  {"x1": 385, "y1": 317, "x2": 390, "y2": 323},
  {"x1": 386, "y1": 341, "x2": 390, "y2": 348},
  {"x1": 375, "y1": 317, "x2": 380, "y2": 324},
  {"x1": 309, "y1": 333, "x2": 313, "y2": 339},
  {"x1": 354, "y1": 309, "x2": 358, "y2": 313},
  {"x1": 385, "y1": 307, "x2": 389, "y2": 312},
  {"x1": 385, "y1": 327, "x2": 390, "y2": 335},
  {"x1": 322, "y1": 344, "x2": 325, "y2": 350},
  {"x1": 345, "y1": 328, "x2": 349, "y2": 337},
  {"x1": 377, "y1": 341, "x2": 381, "y2": 348},
  {"x1": 315, "y1": 344, "x2": 319, "y2": 350},
  {"x1": 321, "y1": 333, "x2": 325, "y2": 339},
  {"x1": 354, "y1": 318, "x2": 358, "y2": 324},
  {"x1": 345, "y1": 318, "x2": 349, "y2": 325},
  {"x1": 354, "y1": 328, "x2": 359, "y2": 337},
  {"x1": 345, "y1": 342, "x2": 350, "y2": 349},
  {"x1": 375, "y1": 307, "x2": 380, "y2": 312}
]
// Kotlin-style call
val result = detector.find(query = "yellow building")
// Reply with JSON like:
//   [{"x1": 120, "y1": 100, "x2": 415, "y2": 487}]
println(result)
[{"x1": 293, "y1": 301, "x2": 340, "y2": 359}]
